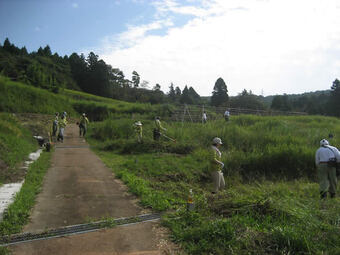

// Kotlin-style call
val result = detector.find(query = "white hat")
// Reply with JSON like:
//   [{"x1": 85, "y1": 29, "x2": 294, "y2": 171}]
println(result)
[
  {"x1": 320, "y1": 139, "x2": 329, "y2": 146},
  {"x1": 135, "y1": 121, "x2": 142, "y2": 126},
  {"x1": 213, "y1": 137, "x2": 223, "y2": 145},
  {"x1": 82, "y1": 113, "x2": 86, "y2": 116}
]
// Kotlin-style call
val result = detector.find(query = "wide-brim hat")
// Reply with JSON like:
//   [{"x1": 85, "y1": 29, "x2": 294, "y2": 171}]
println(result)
[{"x1": 135, "y1": 121, "x2": 142, "y2": 126}]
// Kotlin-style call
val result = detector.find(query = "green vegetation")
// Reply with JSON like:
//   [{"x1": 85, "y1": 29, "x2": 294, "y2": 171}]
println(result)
[
  {"x1": 88, "y1": 114, "x2": 340, "y2": 254},
  {"x1": 0, "y1": 76, "x2": 76, "y2": 115},
  {"x1": 0, "y1": 113, "x2": 37, "y2": 183},
  {"x1": 2, "y1": 38, "x2": 340, "y2": 116},
  {"x1": 0, "y1": 76, "x2": 175, "y2": 121},
  {"x1": 0, "y1": 151, "x2": 51, "y2": 236}
]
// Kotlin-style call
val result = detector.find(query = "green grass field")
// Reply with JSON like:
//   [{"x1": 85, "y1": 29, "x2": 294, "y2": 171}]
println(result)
[
  {"x1": 88, "y1": 115, "x2": 340, "y2": 254},
  {"x1": 0, "y1": 75, "x2": 174, "y2": 121},
  {"x1": 0, "y1": 113, "x2": 38, "y2": 183}
]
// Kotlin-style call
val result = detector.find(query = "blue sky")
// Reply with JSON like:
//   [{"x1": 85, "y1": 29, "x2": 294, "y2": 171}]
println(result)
[{"x1": 1, "y1": 0, "x2": 340, "y2": 96}]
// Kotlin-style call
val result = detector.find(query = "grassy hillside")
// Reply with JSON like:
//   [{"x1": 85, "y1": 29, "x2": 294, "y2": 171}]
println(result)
[
  {"x1": 88, "y1": 115, "x2": 340, "y2": 254},
  {"x1": 0, "y1": 76, "x2": 174, "y2": 121},
  {"x1": 0, "y1": 113, "x2": 37, "y2": 183}
]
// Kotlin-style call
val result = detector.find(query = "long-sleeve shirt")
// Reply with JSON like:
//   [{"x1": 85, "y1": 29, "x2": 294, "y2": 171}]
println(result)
[
  {"x1": 209, "y1": 146, "x2": 223, "y2": 172},
  {"x1": 79, "y1": 116, "x2": 89, "y2": 126},
  {"x1": 58, "y1": 118, "x2": 67, "y2": 128},
  {"x1": 315, "y1": 145, "x2": 340, "y2": 165},
  {"x1": 155, "y1": 119, "x2": 166, "y2": 132}
]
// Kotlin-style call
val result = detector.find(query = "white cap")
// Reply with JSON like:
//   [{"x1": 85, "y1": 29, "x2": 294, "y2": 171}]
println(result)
[
  {"x1": 320, "y1": 139, "x2": 329, "y2": 146},
  {"x1": 213, "y1": 137, "x2": 222, "y2": 145},
  {"x1": 135, "y1": 121, "x2": 142, "y2": 126},
  {"x1": 82, "y1": 113, "x2": 86, "y2": 116}
]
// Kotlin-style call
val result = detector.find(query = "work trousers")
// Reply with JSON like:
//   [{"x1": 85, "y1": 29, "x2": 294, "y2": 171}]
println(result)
[
  {"x1": 79, "y1": 124, "x2": 87, "y2": 137},
  {"x1": 211, "y1": 170, "x2": 225, "y2": 193},
  {"x1": 317, "y1": 164, "x2": 337, "y2": 194},
  {"x1": 58, "y1": 128, "x2": 65, "y2": 142}
]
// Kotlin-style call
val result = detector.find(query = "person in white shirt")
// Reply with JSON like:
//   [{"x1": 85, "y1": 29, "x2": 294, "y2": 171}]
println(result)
[
  {"x1": 315, "y1": 139, "x2": 340, "y2": 199},
  {"x1": 224, "y1": 109, "x2": 230, "y2": 121},
  {"x1": 202, "y1": 112, "x2": 207, "y2": 124}
]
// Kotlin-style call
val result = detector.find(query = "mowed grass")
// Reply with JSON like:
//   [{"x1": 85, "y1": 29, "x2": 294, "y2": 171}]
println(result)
[{"x1": 88, "y1": 114, "x2": 340, "y2": 254}]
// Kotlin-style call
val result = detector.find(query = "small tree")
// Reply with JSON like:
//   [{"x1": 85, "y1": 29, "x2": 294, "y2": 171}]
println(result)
[
  {"x1": 132, "y1": 71, "x2": 140, "y2": 88},
  {"x1": 211, "y1": 77, "x2": 228, "y2": 107},
  {"x1": 168, "y1": 83, "x2": 176, "y2": 102},
  {"x1": 328, "y1": 79, "x2": 340, "y2": 117}
]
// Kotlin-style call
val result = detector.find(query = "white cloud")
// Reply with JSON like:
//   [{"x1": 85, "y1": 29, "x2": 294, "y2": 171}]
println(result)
[
  {"x1": 97, "y1": 0, "x2": 340, "y2": 96},
  {"x1": 72, "y1": 3, "x2": 78, "y2": 8},
  {"x1": 34, "y1": 26, "x2": 40, "y2": 32}
]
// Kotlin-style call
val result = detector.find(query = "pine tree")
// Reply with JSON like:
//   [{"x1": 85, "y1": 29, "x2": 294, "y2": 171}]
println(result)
[
  {"x1": 168, "y1": 83, "x2": 176, "y2": 102},
  {"x1": 211, "y1": 77, "x2": 228, "y2": 106}
]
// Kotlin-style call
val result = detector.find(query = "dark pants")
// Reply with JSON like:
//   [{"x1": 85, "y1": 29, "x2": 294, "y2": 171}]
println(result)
[
  {"x1": 52, "y1": 123, "x2": 58, "y2": 136},
  {"x1": 79, "y1": 124, "x2": 87, "y2": 137},
  {"x1": 153, "y1": 129, "x2": 161, "y2": 141}
]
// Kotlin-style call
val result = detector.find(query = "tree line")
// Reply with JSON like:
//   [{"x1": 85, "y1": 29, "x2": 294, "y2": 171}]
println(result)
[{"x1": 0, "y1": 38, "x2": 339, "y2": 116}]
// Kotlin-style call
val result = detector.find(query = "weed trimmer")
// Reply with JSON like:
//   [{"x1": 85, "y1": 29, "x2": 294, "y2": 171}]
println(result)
[{"x1": 161, "y1": 133, "x2": 176, "y2": 143}]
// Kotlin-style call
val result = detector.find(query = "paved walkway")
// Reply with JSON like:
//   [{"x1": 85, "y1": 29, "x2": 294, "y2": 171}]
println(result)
[{"x1": 10, "y1": 124, "x2": 177, "y2": 254}]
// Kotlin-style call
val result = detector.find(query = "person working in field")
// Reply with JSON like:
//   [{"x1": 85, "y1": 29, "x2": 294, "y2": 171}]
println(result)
[
  {"x1": 315, "y1": 139, "x2": 340, "y2": 199},
  {"x1": 202, "y1": 111, "x2": 207, "y2": 124},
  {"x1": 224, "y1": 109, "x2": 230, "y2": 122},
  {"x1": 79, "y1": 113, "x2": 89, "y2": 137},
  {"x1": 210, "y1": 137, "x2": 225, "y2": 194},
  {"x1": 57, "y1": 114, "x2": 67, "y2": 142},
  {"x1": 153, "y1": 116, "x2": 166, "y2": 141},
  {"x1": 133, "y1": 121, "x2": 143, "y2": 143}
]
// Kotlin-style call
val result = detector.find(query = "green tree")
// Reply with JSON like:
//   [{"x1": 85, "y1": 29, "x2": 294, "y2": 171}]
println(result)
[
  {"x1": 271, "y1": 94, "x2": 291, "y2": 111},
  {"x1": 132, "y1": 71, "x2": 140, "y2": 88},
  {"x1": 180, "y1": 85, "x2": 193, "y2": 104},
  {"x1": 188, "y1": 86, "x2": 201, "y2": 104},
  {"x1": 168, "y1": 83, "x2": 176, "y2": 102},
  {"x1": 329, "y1": 79, "x2": 340, "y2": 117},
  {"x1": 211, "y1": 77, "x2": 228, "y2": 106},
  {"x1": 229, "y1": 89, "x2": 266, "y2": 110}
]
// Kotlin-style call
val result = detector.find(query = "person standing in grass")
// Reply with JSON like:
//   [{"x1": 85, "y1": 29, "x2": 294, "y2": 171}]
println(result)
[
  {"x1": 57, "y1": 114, "x2": 67, "y2": 142},
  {"x1": 315, "y1": 139, "x2": 340, "y2": 199},
  {"x1": 133, "y1": 121, "x2": 143, "y2": 143},
  {"x1": 153, "y1": 116, "x2": 166, "y2": 141},
  {"x1": 79, "y1": 113, "x2": 89, "y2": 137},
  {"x1": 224, "y1": 109, "x2": 230, "y2": 122},
  {"x1": 202, "y1": 111, "x2": 207, "y2": 124},
  {"x1": 210, "y1": 137, "x2": 225, "y2": 194}
]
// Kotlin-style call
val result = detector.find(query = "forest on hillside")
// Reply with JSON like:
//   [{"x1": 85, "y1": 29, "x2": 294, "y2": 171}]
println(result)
[{"x1": 0, "y1": 38, "x2": 339, "y2": 116}]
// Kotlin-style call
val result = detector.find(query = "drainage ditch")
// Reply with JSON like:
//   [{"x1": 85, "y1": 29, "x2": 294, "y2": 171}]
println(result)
[{"x1": 0, "y1": 213, "x2": 161, "y2": 246}]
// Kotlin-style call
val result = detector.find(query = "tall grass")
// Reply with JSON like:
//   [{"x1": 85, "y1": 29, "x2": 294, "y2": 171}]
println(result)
[
  {"x1": 90, "y1": 115, "x2": 340, "y2": 180},
  {"x1": 88, "y1": 114, "x2": 340, "y2": 254},
  {"x1": 0, "y1": 76, "x2": 76, "y2": 115},
  {"x1": 0, "y1": 113, "x2": 37, "y2": 182}
]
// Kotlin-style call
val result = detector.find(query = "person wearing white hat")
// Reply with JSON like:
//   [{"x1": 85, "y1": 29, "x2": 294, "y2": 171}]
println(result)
[
  {"x1": 210, "y1": 137, "x2": 225, "y2": 194},
  {"x1": 134, "y1": 121, "x2": 143, "y2": 143},
  {"x1": 315, "y1": 139, "x2": 340, "y2": 199}
]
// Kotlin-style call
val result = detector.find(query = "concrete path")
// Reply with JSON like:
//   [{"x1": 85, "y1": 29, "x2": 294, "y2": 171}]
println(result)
[{"x1": 10, "y1": 124, "x2": 178, "y2": 254}]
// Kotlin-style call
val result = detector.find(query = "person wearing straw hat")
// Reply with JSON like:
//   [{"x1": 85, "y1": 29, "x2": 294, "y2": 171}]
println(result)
[
  {"x1": 134, "y1": 121, "x2": 143, "y2": 143},
  {"x1": 210, "y1": 137, "x2": 225, "y2": 194}
]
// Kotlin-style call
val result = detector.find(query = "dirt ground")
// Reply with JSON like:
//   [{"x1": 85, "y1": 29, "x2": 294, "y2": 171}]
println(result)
[{"x1": 10, "y1": 124, "x2": 181, "y2": 254}]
